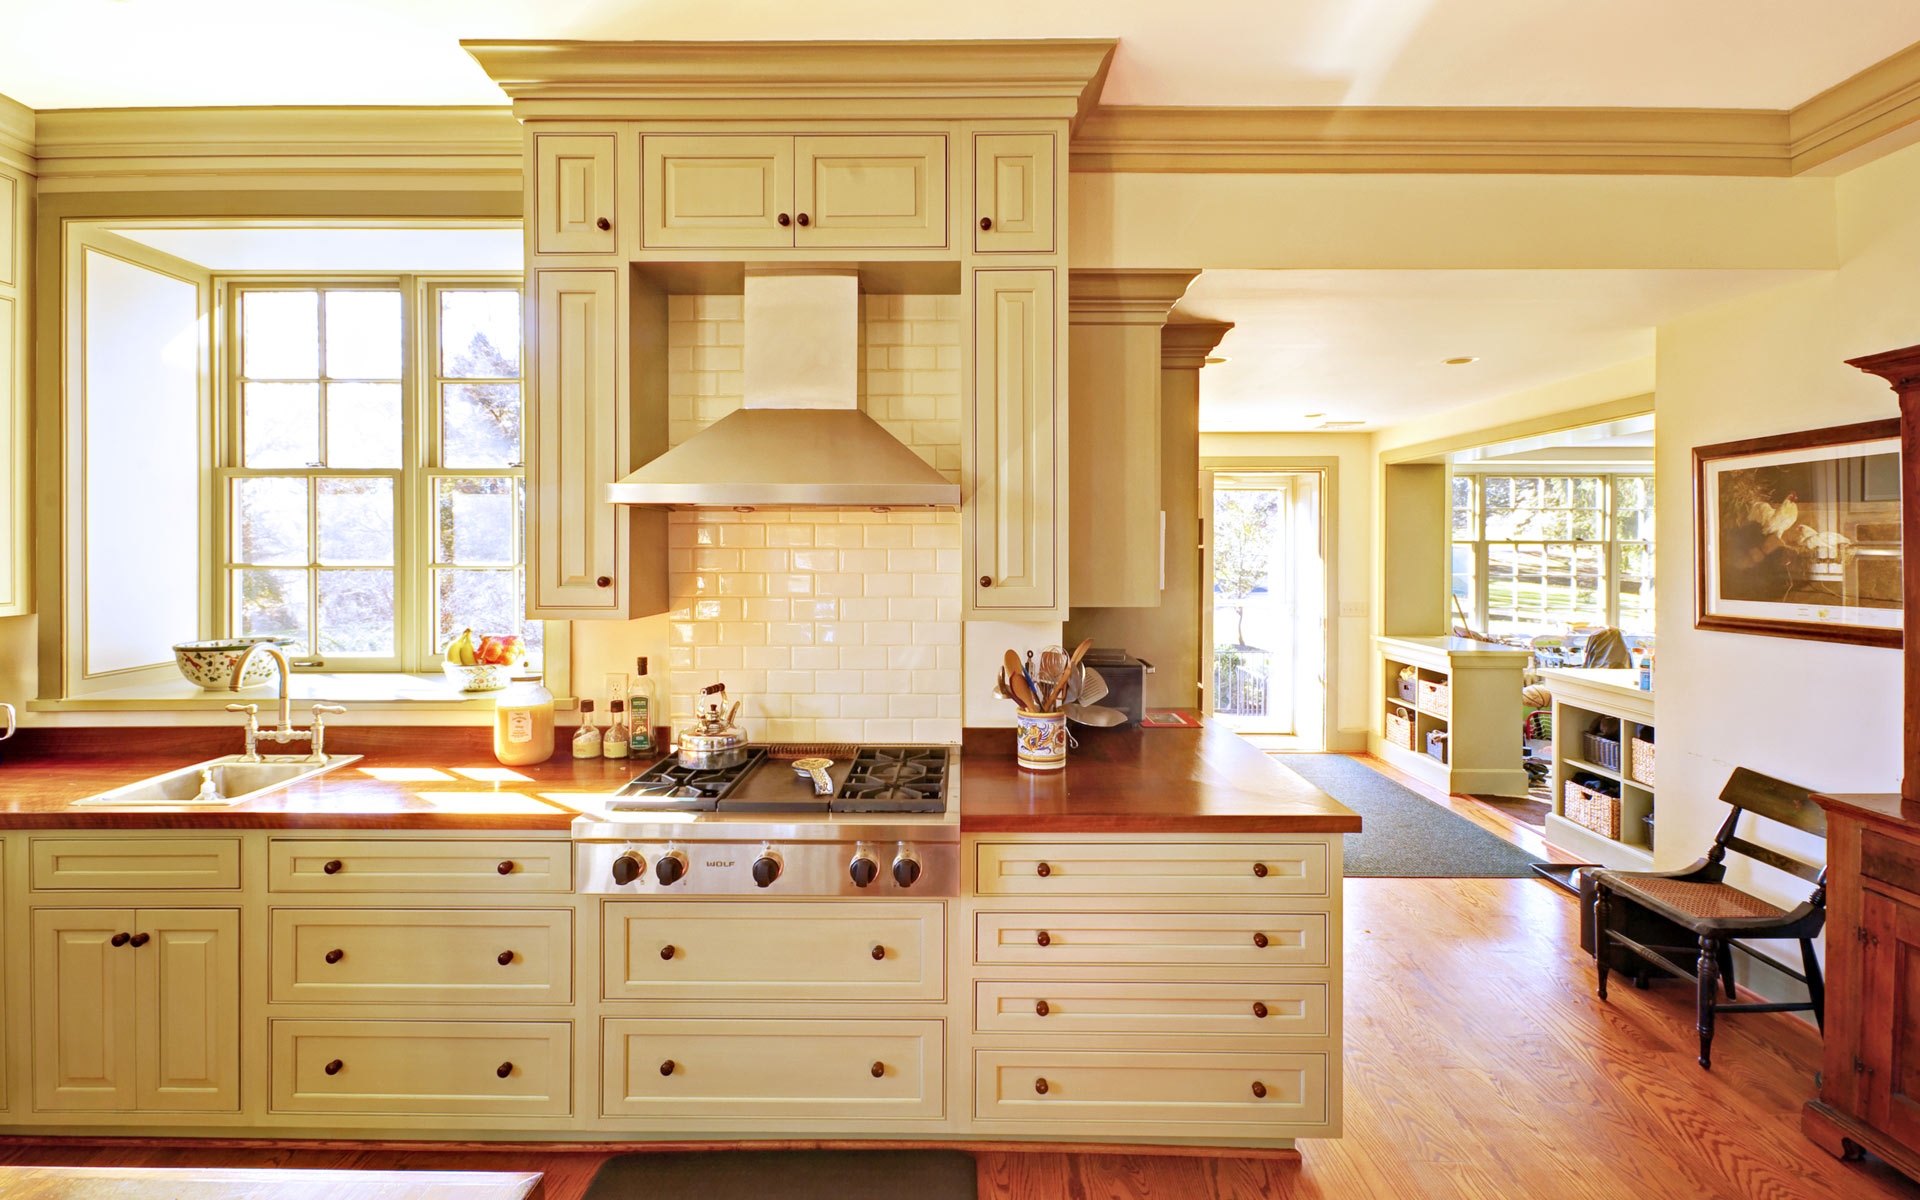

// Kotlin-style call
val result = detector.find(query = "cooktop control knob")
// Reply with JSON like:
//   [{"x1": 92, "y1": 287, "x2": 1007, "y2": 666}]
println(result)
[
  {"x1": 752, "y1": 848, "x2": 783, "y2": 888},
  {"x1": 892, "y1": 846, "x2": 922, "y2": 889},
  {"x1": 610, "y1": 850, "x2": 645, "y2": 886},
  {"x1": 849, "y1": 848, "x2": 880, "y2": 889},
  {"x1": 655, "y1": 849, "x2": 688, "y2": 886}
]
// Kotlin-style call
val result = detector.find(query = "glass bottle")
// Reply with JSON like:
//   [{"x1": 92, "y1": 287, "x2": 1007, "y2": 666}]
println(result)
[
  {"x1": 572, "y1": 699, "x2": 602, "y2": 759},
  {"x1": 604, "y1": 699, "x2": 631, "y2": 759},
  {"x1": 629, "y1": 656, "x2": 659, "y2": 755},
  {"x1": 493, "y1": 676, "x2": 555, "y2": 766}
]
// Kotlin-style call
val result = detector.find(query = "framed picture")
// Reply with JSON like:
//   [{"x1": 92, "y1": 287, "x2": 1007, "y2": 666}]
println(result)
[{"x1": 1695, "y1": 418, "x2": 1902, "y2": 647}]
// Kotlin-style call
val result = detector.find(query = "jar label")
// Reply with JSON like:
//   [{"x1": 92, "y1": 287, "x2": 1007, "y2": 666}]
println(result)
[{"x1": 508, "y1": 710, "x2": 533, "y2": 743}]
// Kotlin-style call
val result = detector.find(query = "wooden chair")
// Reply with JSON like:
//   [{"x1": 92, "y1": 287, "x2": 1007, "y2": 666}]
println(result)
[{"x1": 1591, "y1": 767, "x2": 1828, "y2": 1068}]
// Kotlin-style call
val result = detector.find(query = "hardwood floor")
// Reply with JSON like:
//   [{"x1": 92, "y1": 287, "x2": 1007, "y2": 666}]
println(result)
[{"x1": 3, "y1": 770, "x2": 1912, "y2": 1199}]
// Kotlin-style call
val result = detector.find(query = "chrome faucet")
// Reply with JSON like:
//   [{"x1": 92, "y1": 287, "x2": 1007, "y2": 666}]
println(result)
[{"x1": 225, "y1": 643, "x2": 346, "y2": 763}]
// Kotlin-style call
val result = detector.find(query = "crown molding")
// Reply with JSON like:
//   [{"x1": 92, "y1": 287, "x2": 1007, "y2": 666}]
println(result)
[
  {"x1": 30, "y1": 106, "x2": 520, "y2": 191},
  {"x1": 0, "y1": 91, "x2": 34, "y2": 174},
  {"x1": 1068, "y1": 269, "x2": 1200, "y2": 323},
  {"x1": 463, "y1": 39, "x2": 1116, "y2": 124},
  {"x1": 1790, "y1": 39, "x2": 1920, "y2": 172},
  {"x1": 1160, "y1": 320, "x2": 1234, "y2": 370}
]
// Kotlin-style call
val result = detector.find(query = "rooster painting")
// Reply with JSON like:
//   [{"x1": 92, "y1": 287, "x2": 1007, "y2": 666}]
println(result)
[{"x1": 1713, "y1": 456, "x2": 1896, "y2": 608}]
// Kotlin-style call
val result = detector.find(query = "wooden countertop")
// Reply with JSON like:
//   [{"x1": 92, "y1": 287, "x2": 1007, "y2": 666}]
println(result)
[{"x1": 958, "y1": 722, "x2": 1361, "y2": 834}]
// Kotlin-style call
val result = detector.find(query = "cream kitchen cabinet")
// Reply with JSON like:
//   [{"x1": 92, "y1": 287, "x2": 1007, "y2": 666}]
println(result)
[
  {"x1": 532, "y1": 133, "x2": 619, "y2": 255},
  {"x1": 641, "y1": 133, "x2": 947, "y2": 250},
  {"x1": 0, "y1": 153, "x2": 30, "y2": 617},
  {"x1": 31, "y1": 908, "x2": 240, "y2": 1113},
  {"x1": 968, "y1": 268, "x2": 1063, "y2": 616},
  {"x1": 974, "y1": 133, "x2": 1055, "y2": 254}
]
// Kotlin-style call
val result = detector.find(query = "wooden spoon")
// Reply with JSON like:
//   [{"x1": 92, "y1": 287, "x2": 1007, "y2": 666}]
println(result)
[
  {"x1": 1004, "y1": 650, "x2": 1041, "y2": 711},
  {"x1": 1043, "y1": 638, "x2": 1095, "y2": 712}
]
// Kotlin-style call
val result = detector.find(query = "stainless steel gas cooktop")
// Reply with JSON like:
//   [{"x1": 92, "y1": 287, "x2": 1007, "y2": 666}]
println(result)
[{"x1": 609, "y1": 744, "x2": 950, "y2": 815}]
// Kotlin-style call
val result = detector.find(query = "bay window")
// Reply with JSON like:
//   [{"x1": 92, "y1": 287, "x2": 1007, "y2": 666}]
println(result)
[{"x1": 1450, "y1": 472, "x2": 1655, "y2": 637}]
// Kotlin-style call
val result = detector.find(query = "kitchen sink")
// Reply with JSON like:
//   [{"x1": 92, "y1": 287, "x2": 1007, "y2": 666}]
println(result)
[{"x1": 71, "y1": 754, "x2": 360, "y2": 806}]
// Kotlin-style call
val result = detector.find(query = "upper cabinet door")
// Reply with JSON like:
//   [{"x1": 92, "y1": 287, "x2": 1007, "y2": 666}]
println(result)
[
  {"x1": 795, "y1": 135, "x2": 947, "y2": 249},
  {"x1": 528, "y1": 269, "x2": 623, "y2": 616},
  {"x1": 642, "y1": 135, "x2": 794, "y2": 249},
  {"x1": 974, "y1": 133, "x2": 1055, "y2": 254},
  {"x1": 970, "y1": 269, "x2": 1060, "y2": 615},
  {"x1": 533, "y1": 134, "x2": 618, "y2": 255}
]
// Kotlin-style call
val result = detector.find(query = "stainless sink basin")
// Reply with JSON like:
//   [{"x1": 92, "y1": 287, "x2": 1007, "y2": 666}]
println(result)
[{"x1": 72, "y1": 754, "x2": 360, "y2": 807}]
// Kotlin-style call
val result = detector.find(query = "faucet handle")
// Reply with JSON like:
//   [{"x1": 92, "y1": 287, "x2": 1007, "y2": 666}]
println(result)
[
  {"x1": 311, "y1": 704, "x2": 347, "y2": 716},
  {"x1": 225, "y1": 703, "x2": 259, "y2": 717}
]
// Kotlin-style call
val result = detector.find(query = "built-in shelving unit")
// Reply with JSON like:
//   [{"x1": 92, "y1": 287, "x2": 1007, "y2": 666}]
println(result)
[
  {"x1": 1538, "y1": 667, "x2": 1655, "y2": 870},
  {"x1": 1374, "y1": 636, "x2": 1531, "y2": 797}
]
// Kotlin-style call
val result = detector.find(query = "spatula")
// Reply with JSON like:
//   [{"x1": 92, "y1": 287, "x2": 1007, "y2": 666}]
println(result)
[{"x1": 1004, "y1": 649, "x2": 1042, "y2": 711}]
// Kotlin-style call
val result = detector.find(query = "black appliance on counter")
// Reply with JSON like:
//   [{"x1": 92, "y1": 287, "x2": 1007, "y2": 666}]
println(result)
[{"x1": 1083, "y1": 648, "x2": 1152, "y2": 725}]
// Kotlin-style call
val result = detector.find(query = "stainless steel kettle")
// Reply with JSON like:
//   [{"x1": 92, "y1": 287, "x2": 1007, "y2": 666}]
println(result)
[{"x1": 676, "y1": 683, "x2": 748, "y2": 770}]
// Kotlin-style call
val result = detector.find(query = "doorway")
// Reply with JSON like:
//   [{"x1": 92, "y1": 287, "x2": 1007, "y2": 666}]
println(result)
[{"x1": 1202, "y1": 469, "x2": 1327, "y2": 743}]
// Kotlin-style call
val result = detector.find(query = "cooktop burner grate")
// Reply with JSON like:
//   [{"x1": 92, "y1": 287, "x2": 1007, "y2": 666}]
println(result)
[
  {"x1": 832, "y1": 746, "x2": 950, "y2": 814},
  {"x1": 613, "y1": 747, "x2": 769, "y2": 810}
]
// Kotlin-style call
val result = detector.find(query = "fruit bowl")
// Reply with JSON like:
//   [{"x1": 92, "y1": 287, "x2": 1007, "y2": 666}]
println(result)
[
  {"x1": 442, "y1": 662, "x2": 511, "y2": 692},
  {"x1": 172, "y1": 637, "x2": 297, "y2": 691}
]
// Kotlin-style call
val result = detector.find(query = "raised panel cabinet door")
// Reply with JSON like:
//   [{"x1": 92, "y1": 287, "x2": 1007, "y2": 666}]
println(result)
[
  {"x1": 135, "y1": 909, "x2": 239, "y2": 1112},
  {"x1": 0, "y1": 167, "x2": 15, "y2": 286},
  {"x1": 1862, "y1": 889, "x2": 1920, "y2": 1145},
  {"x1": 642, "y1": 135, "x2": 794, "y2": 249},
  {"x1": 533, "y1": 133, "x2": 618, "y2": 255},
  {"x1": 529, "y1": 270, "x2": 623, "y2": 615},
  {"x1": 973, "y1": 133, "x2": 1055, "y2": 254},
  {"x1": 970, "y1": 269, "x2": 1059, "y2": 613},
  {"x1": 31, "y1": 908, "x2": 137, "y2": 1111},
  {"x1": 794, "y1": 134, "x2": 947, "y2": 249}
]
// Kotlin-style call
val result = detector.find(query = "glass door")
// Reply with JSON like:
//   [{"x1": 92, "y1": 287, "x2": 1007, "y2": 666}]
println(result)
[{"x1": 1202, "y1": 470, "x2": 1325, "y2": 739}]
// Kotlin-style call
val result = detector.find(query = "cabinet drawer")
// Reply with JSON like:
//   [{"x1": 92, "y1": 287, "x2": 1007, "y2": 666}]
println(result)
[
  {"x1": 32, "y1": 837, "x2": 239, "y2": 891},
  {"x1": 1863, "y1": 829, "x2": 1920, "y2": 897},
  {"x1": 269, "y1": 840, "x2": 570, "y2": 893},
  {"x1": 270, "y1": 909, "x2": 572, "y2": 1005},
  {"x1": 603, "y1": 1018, "x2": 941, "y2": 1120},
  {"x1": 975, "y1": 840, "x2": 1329, "y2": 897},
  {"x1": 975, "y1": 980, "x2": 1328, "y2": 1038},
  {"x1": 975, "y1": 1049, "x2": 1327, "y2": 1129},
  {"x1": 604, "y1": 900, "x2": 942, "y2": 1001},
  {"x1": 975, "y1": 910, "x2": 1329, "y2": 969},
  {"x1": 269, "y1": 1019, "x2": 570, "y2": 1117}
]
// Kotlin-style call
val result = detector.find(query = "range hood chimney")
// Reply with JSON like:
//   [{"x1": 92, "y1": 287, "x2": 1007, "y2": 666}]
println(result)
[{"x1": 608, "y1": 269, "x2": 961, "y2": 508}]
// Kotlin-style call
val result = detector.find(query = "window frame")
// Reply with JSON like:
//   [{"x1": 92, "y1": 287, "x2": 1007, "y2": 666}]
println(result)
[{"x1": 211, "y1": 273, "x2": 534, "y2": 674}]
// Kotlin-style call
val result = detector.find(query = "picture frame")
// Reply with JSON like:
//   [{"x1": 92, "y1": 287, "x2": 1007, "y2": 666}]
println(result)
[{"x1": 1694, "y1": 418, "x2": 1902, "y2": 647}]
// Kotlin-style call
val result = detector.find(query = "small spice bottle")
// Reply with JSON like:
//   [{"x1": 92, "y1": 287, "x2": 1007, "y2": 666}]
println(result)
[
  {"x1": 604, "y1": 699, "x2": 631, "y2": 759},
  {"x1": 572, "y1": 699, "x2": 601, "y2": 759}
]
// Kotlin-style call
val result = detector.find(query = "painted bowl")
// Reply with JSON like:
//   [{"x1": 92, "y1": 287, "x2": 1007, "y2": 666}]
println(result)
[
  {"x1": 443, "y1": 662, "x2": 511, "y2": 692},
  {"x1": 172, "y1": 637, "x2": 296, "y2": 691}
]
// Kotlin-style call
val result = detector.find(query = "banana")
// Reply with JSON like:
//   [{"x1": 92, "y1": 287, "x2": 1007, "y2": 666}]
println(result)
[{"x1": 445, "y1": 628, "x2": 477, "y2": 667}]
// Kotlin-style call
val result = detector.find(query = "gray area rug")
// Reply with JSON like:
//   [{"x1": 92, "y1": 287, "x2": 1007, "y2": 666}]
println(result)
[
  {"x1": 1279, "y1": 754, "x2": 1546, "y2": 878},
  {"x1": 583, "y1": 1150, "x2": 976, "y2": 1200}
]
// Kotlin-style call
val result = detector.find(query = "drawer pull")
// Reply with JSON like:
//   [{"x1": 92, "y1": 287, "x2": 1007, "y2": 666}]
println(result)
[
  {"x1": 498, "y1": 950, "x2": 515, "y2": 966},
  {"x1": 660, "y1": 944, "x2": 677, "y2": 961},
  {"x1": 1035, "y1": 930, "x2": 1051, "y2": 947},
  {"x1": 1253, "y1": 932, "x2": 1269, "y2": 949},
  {"x1": 1253, "y1": 862, "x2": 1269, "y2": 878},
  {"x1": 1251, "y1": 1080, "x2": 1267, "y2": 1099},
  {"x1": 496, "y1": 1062, "x2": 513, "y2": 1079},
  {"x1": 595, "y1": 217, "x2": 611, "y2": 231},
  {"x1": 110, "y1": 932, "x2": 130, "y2": 947},
  {"x1": 1253, "y1": 1002, "x2": 1269, "y2": 1019},
  {"x1": 1034, "y1": 999, "x2": 1050, "y2": 1017},
  {"x1": 323, "y1": 859, "x2": 344, "y2": 875},
  {"x1": 129, "y1": 932, "x2": 149, "y2": 948},
  {"x1": 870, "y1": 1061, "x2": 885, "y2": 1078},
  {"x1": 1034, "y1": 1077, "x2": 1049, "y2": 1095},
  {"x1": 497, "y1": 860, "x2": 515, "y2": 875},
  {"x1": 871, "y1": 944, "x2": 886, "y2": 961},
  {"x1": 324, "y1": 1059, "x2": 343, "y2": 1076},
  {"x1": 660, "y1": 1059, "x2": 676, "y2": 1077},
  {"x1": 324, "y1": 948, "x2": 344, "y2": 965},
  {"x1": 1036, "y1": 862, "x2": 1051, "y2": 877}
]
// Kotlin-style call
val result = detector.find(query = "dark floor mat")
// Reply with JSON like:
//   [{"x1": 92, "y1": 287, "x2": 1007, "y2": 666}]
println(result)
[{"x1": 582, "y1": 1150, "x2": 977, "y2": 1200}]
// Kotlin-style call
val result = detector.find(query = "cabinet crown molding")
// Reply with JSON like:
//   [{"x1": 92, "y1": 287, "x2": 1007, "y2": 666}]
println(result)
[
  {"x1": 0, "y1": 91, "x2": 33, "y2": 171},
  {"x1": 1849, "y1": 342, "x2": 1920, "y2": 396},
  {"x1": 1160, "y1": 320, "x2": 1235, "y2": 369},
  {"x1": 463, "y1": 39, "x2": 1115, "y2": 125},
  {"x1": 1067, "y1": 269, "x2": 1200, "y2": 323}
]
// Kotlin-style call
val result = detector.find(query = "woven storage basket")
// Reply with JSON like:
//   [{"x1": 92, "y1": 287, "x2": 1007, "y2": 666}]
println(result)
[
  {"x1": 1583, "y1": 733, "x2": 1621, "y2": 772},
  {"x1": 1417, "y1": 680, "x2": 1450, "y2": 717},
  {"x1": 1565, "y1": 781, "x2": 1622, "y2": 839},
  {"x1": 1629, "y1": 738, "x2": 1656, "y2": 788},
  {"x1": 1395, "y1": 674, "x2": 1417, "y2": 704},
  {"x1": 1385, "y1": 708, "x2": 1414, "y2": 751}
]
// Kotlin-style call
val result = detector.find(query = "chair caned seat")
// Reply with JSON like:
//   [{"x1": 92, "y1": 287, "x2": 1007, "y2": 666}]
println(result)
[{"x1": 1602, "y1": 875, "x2": 1788, "y2": 922}]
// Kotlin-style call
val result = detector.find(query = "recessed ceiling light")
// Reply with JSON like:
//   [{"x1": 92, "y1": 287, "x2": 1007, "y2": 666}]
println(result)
[
  {"x1": 1443, "y1": 356, "x2": 1479, "y2": 366},
  {"x1": 1303, "y1": 412, "x2": 1325, "y2": 419}
]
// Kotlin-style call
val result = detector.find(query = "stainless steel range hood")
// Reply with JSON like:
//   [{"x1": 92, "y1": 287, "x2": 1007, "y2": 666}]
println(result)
[{"x1": 609, "y1": 269, "x2": 961, "y2": 508}]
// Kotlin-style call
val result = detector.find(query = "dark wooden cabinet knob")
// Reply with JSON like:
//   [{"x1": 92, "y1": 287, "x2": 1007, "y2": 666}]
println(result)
[
  {"x1": 496, "y1": 1062, "x2": 513, "y2": 1078},
  {"x1": 796, "y1": 213, "x2": 810, "y2": 227},
  {"x1": 871, "y1": 944, "x2": 886, "y2": 960},
  {"x1": 497, "y1": 860, "x2": 515, "y2": 875},
  {"x1": 1035, "y1": 999, "x2": 1050, "y2": 1017},
  {"x1": 1252, "y1": 1002, "x2": 1268, "y2": 1019},
  {"x1": 324, "y1": 1059, "x2": 343, "y2": 1076},
  {"x1": 778, "y1": 213, "x2": 791, "y2": 226},
  {"x1": 595, "y1": 576, "x2": 611, "y2": 588},
  {"x1": 1251, "y1": 1080, "x2": 1267, "y2": 1099},
  {"x1": 1253, "y1": 862, "x2": 1269, "y2": 878},
  {"x1": 659, "y1": 1059, "x2": 676, "y2": 1076},
  {"x1": 1034, "y1": 1077, "x2": 1049, "y2": 1095},
  {"x1": 323, "y1": 859, "x2": 343, "y2": 875},
  {"x1": 129, "y1": 932, "x2": 149, "y2": 948},
  {"x1": 110, "y1": 932, "x2": 130, "y2": 947},
  {"x1": 325, "y1": 948, "x2": 344, "y2": 964},
  {"x1": 498, "y1": 950, "x2": 514, "y2": 966},
  {"x1": 870, "y1": 1061, "x2": 885, "y2": 1078},
  {"x1": 1253, "y1": 932, "x2": 1269, "y2": 948},
  {"x1": 980, "y1": 216, "x2": 993, "y2": 231},
  {"x1": 1036, "y1": 862, "x2": 1051, "y2": 877},
  {"x1": 979, "y1": 575, "x2": 992, "y2": 588},
  {"x1": 595, "y1": 217, "x2": 611, "y2": 231},
  {"x1": 1035, "y1": 930, "x2": 1051, "y2": 947},
  {"x1": 660, "y1": 944, "x2": 677, "y2": 960}
]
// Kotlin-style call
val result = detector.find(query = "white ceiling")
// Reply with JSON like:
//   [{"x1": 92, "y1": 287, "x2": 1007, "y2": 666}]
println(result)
[
  {"x1": 1178, "y1": 269, "x2": 1818, "y2": 432},
  {"x1": 2, "y1": 0, "x2": 1917, "y2": 109},
  {"x1": 106, "y1": 226, "x2": 524, "y2": 272}
]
